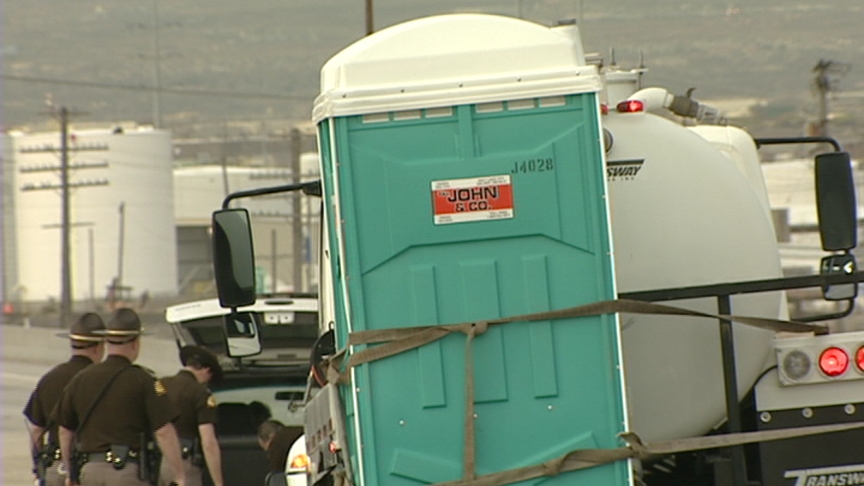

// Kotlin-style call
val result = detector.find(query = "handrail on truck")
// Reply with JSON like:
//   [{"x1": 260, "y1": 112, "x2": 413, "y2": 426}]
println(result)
[{"x1": 620, "y1": 270, "x2": 864, "y2": 486}]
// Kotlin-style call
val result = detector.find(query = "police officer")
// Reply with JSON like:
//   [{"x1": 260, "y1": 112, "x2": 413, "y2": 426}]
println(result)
[
  {"x1": 23, "y1": 312, "x2": 106, "y2": 486},
  {"x1": 257, "y1": 419, "x2": 303, "y2": 473},
  {"x1": 158, "y1": 345, "x2": 225, "y2": 486},
  {"x1": 54, "y1": 307, "x2": 187, "y2": 486}
]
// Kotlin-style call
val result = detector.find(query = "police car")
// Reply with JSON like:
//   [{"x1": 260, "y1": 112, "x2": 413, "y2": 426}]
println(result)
[{"x1": 165, "y1": 293, "x2": 316, "y2": 486}]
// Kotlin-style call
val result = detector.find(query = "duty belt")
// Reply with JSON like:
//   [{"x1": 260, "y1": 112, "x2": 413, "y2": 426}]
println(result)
[{"x1": 84, "y1": 449, "x2": 139, "y2": 464}]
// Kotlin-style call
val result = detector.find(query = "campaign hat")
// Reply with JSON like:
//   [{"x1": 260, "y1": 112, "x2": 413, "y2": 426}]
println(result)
[
  {"x1": 96, "y1": 307, "x2": 146, "y2": 341},
  {"x1": 180, "y1": 345, "x2": 224, "y2": 386},
  {"x1": 56, "y1": 312, "x2": 106, "y2": 342}
]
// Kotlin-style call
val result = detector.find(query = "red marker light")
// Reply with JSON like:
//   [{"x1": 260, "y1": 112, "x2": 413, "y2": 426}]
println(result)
[
  {"x1": 616, "y1": 99, "x2": 645, "y2": 113},
  {"x1": 819, "y1": 347, "x2": 849, "y2": 377},
  {"x1": 856, "y1": 346, "x2": 864, "y2": 372},
  {"x1": 600, "y1": 104, "x2": 610, "y2": 115}
]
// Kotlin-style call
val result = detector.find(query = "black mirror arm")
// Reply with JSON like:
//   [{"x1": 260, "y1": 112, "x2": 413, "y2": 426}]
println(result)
[
  {"x1": 794, "y1": 299, "x2": 855, "y2": 323},
  {"x1": 754, "y1": 136, "x2": 843, "y2": 153},
  {"x1": 221, "y1": 180, "x2": 323, "y2": 209}
]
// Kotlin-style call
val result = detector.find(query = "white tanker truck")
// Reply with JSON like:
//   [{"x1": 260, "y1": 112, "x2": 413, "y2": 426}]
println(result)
[{"x1": 209, "y1": 14, "x2": 864, "y2": 486}]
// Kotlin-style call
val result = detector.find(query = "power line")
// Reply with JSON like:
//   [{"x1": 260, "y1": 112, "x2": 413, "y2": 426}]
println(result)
[{"x1": 0, "y1": 74, "x2": 310, "y2": 101}]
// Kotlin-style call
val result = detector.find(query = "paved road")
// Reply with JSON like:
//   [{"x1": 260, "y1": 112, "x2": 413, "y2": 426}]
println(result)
[{"x1": 1, "y1": 324, "x2": 182, "y2": 486}]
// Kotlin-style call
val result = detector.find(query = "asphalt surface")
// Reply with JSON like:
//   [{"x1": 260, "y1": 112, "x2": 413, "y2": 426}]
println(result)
[{"x1": 0, "y1": 323, "x2": 182, "y2": 486}]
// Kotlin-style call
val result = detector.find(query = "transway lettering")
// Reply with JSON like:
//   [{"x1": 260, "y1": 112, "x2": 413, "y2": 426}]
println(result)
[
  {"x1": 606, "y1": 159, "x2": 644, "y2": 181},
  {"x1": 786, "y1": 464, "x2": 864, "y2": 486}
]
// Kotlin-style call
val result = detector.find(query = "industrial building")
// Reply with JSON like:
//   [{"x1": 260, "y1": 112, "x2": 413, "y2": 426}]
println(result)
[{"x1": 1, "y1": 124, "x2": 318, "y2": 324}]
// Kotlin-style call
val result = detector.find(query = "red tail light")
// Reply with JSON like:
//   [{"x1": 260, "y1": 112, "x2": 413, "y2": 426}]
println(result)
[
  {"x1": 616, "y1": 100, "x2": 644, "y2": 113},
  {"x1": 856, "y1": 346, "x2": 864, "y2": 372},
  {"x1": 819, "y1": 347, "x2": 849, "y2": 377},
  {"x1": 775, "y1": 332, "x2": 864, "y2": 386}
]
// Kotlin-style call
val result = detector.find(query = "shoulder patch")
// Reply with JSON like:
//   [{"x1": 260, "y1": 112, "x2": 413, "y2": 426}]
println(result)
[
  {"x1": 207, "y1": 395, "x2": 217, "y2": 408},
  {"x1": 154, "y1": 379, "x2": 167, "y2": 396}
]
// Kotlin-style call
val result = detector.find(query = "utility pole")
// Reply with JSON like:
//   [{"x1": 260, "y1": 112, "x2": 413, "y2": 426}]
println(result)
[
  {"x1": 220, "y1": 119, "x2": 230, "y2": 200},
  {"x1": 116, "y1": 202, "x2": 126, "y2": 303},
  {"x1": 59, "y1": 108, "x2": 72, "y2": 325},
  {"x1": 88, "y1": 228, "x2": 95, "y2": 303},
  {"x1": 20, "y1": 106, "x2": 109, "y2": 327},
  {"x1": 810, "y1": 59, "x2": 849, "y2": 138},
  {"x1": 55, "y1": 108, "x2": 109, "y2": 325},
  {"x1": 151, "y1": 0, "x2": 163, "y2": 128},
  {"x1": 290, "y1": 127, "x2": 303, "y2": 291},
  {"x1": 365, "y1": 0, "x2": 374, "y2": 35},
  {"x1": 271, "y1": 229, "x2": 278, "y2": 294}
]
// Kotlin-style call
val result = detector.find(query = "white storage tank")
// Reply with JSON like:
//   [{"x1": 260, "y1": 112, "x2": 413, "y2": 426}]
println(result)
[
  {"x1": 604, "y1": 112, "x2": 784, "y2": 442},
  {"x1": 12, "y1": 126, "x2": 177, "y2": 302}
]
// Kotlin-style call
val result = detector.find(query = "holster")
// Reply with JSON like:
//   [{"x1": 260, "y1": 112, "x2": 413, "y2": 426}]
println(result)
[
  {"x1": 34, "y1": 451, "x2": 46, "y2": 486},
  {"x1": 181, "y1": 438, "x2": 204, "y2": 468},
  {"x1": 139, "y1": 434, "x2": 161, "y2": 485},
  {"x1": 35, "y1": 442, "x2": 58, "y2": 476},
  {"x1": 69, "y1": 451, "x2": 88, "y2": 484},
  {"x1": 34, "y1": 451, "x2": 46, "y2": 481},
  {"x1": 192, "y1": 447, "x2": 204, "y2": 468}
]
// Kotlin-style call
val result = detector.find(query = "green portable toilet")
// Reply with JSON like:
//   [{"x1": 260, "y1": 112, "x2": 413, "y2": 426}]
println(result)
[{"x1": 314, "y1": 13, "x2": 629, "y2": 486}]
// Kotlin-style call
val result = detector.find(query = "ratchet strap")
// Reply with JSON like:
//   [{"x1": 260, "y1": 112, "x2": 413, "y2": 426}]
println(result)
[
  {"x1": 429, "y1": 422, "x2": 864, "y2": 486},
  {"x1": 321, "y1": 298, "x2": 838, "y2": 486},
  {"x1": 335, "y1": 298, "x2": 820, "y2": 384}
]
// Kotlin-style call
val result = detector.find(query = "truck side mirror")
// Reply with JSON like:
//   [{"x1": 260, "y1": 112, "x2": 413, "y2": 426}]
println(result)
[
  {"x1": 815, "y1": 152, "x2": 857, "y2": 252},
  {"x1": 820, "y1": 253, "x2": 858, "y2": 301},
  {"x1": 223, "y1": 311, "x2": 262, "y2": 357},
  {"x1": 212, "y1": 208, "x2": 257, "y2": 308}
]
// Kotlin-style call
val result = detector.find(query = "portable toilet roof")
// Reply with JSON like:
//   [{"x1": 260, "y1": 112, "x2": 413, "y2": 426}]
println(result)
[{"x1": 313, "y1": 14, "x2": 600, "y2": 122}]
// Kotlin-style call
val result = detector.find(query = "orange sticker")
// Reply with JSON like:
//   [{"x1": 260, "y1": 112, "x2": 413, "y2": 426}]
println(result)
[{"x1": 432, "y1": 175, "x2": 514, "y2": 225}]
